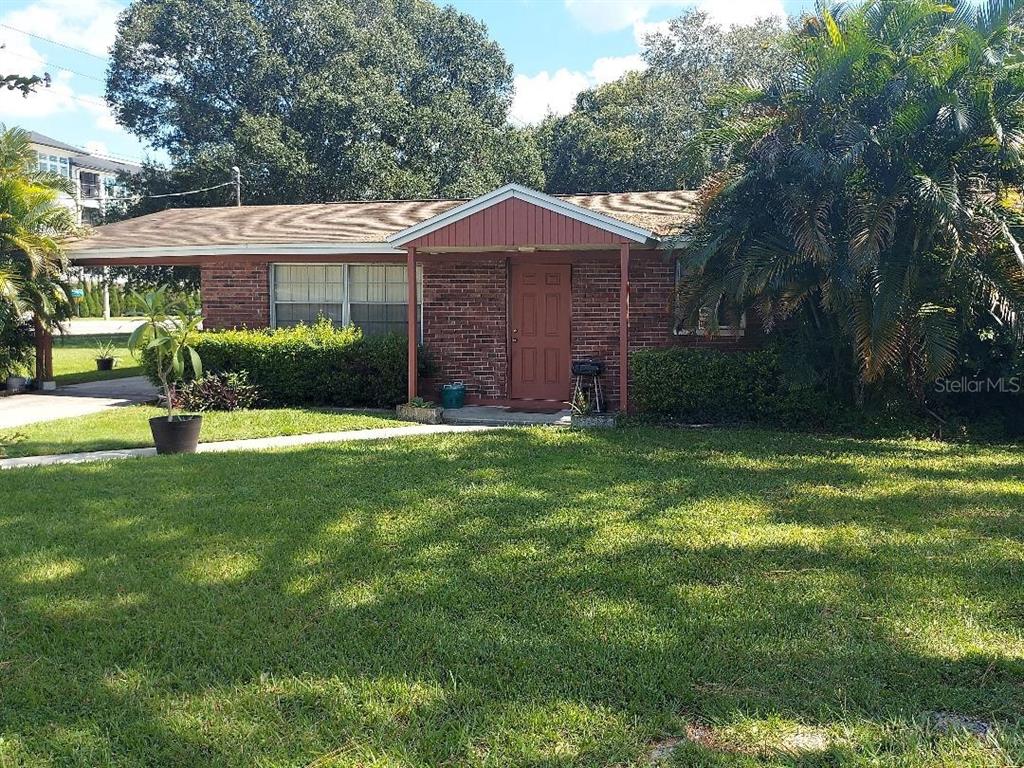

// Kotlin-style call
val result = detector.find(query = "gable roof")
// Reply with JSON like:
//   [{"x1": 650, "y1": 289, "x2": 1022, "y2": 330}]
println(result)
[
  {"x1": 389, "y1": 184, "x2": 657, "y2": 246},
  {"x1": 69, "y1": 187, "x2": 698, "y2": 259}
]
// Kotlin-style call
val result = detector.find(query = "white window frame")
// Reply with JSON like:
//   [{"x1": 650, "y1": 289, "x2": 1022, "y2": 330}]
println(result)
[
  {"x1": 673, "y1": 261, "x2": 746, "y2": 338},
  {"x1": 270, "y1": 262, "x2": 423, "y2": 341}
]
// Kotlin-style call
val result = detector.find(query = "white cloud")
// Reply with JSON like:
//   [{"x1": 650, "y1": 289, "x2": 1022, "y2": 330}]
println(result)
[
  {"x1": 633, "y1": 18, "x2": 672, "y2": 46},
  {"x1": 3, "y1": 0, "x2": 121, "y2": 57},
  {"x1": 566, "y1": 0, "x2": 787, "y2": 45},
  {"x1": 564, "y1": 0, "x2": 677, "y2": 34},
  {"x1": 588, "y1": 53, "x2": 646, "y2": 83},
  {"x1": 699, "y1": 0, "x2": 785, "y2": 27},
  {"x1": 511, "y1": 54, "x2": 647, "y2": 125}
]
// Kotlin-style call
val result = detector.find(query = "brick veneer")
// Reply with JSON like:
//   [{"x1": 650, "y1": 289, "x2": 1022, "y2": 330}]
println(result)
[
  {"x1": 572, "y1": 257, "x2": 622, "y2": 407},
  {"x1": 631, "y1": 253, "x2": 763, "y2": 353},
  {"x1": 200, "y1": 261, "x2": 270, "y2": 330},
  {"x1": 421, "y1": 257, "x2": 508, "y2": 400}
]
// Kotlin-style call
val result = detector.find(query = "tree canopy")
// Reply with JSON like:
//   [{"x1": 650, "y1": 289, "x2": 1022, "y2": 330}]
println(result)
[
  {"x1": 107, "y1": 0, "x2": 543, "y2": 203},
  {"x1": 537, "y1": 11, "x2": 792, "y2": 193},
  {"x1": 676, "y1": 0, "x2": 1024, "y2": 398}
]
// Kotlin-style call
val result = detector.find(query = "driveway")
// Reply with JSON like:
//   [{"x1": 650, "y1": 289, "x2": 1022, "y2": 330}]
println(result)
[{"x1": 0, "y1": 376, "x2": 157, "y2": 429}]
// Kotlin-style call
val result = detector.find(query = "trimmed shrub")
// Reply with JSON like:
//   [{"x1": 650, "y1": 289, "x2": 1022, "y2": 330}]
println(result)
[
  {"x1": 142, "y1": 320, "x2": 413, "y2": 408},
  {"x1": 631, "y1": 346, "x2": 832, "y2": 425}
]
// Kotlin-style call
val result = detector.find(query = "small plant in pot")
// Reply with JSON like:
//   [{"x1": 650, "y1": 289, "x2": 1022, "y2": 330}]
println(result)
[
  {"x1": 128, "y1": 288, "x2": 204, "y2": 454},
  {"x1": 93, "y1": 338, "x2": 118, "y2": 371}
]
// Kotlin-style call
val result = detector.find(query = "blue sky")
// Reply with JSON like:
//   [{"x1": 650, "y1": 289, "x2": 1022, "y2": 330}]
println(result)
[{"x1": 0, "y1": 0, "x2": 812, "y2": 164}]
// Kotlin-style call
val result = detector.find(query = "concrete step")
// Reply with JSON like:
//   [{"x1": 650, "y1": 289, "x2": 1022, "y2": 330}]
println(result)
[{"x1": 442, "y1": 405, "x2": 571, "y2": 427}]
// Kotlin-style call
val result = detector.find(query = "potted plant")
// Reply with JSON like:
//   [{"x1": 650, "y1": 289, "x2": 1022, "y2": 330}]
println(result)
[
  {"x1": 94, "y1": 338, "x2": 118, "y2": 371},
  {"x1": 128, "y1": 288, "x2": 205, "y2": 454},
  {"x1": 397, "y1": 397, "x2": 444, "y2": 424},
  {"x1": 570, "y1": 388, "x2": 618, "y2": 429}
]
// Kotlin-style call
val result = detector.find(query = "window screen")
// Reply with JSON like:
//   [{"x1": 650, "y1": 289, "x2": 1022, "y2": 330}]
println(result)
[
  {"x1": 272, "y1": 265, "x2": 346, "y2": 326},
  {"x1": 348, "y1": 265, "x2": 410, "y2": 337},
  {"x1": 271, "y1": 264, "x2": 421, "y2": 338}
]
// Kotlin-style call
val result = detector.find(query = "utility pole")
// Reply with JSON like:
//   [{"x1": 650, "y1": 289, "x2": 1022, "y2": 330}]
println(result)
[{"x1": 232, "y1": 166, "x2": 241, "y2": 206}]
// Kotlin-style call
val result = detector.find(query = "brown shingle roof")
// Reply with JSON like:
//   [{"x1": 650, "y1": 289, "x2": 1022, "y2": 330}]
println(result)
[{"x1": 71, "y1": 189, "x2": 697, "y2": 253}]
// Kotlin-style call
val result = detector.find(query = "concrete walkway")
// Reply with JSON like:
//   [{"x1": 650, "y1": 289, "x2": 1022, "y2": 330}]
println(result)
[
  {"x1": 0, "y1": 376, "x2": 158, "y2": 429},
  {"x1": 61, "y1": 318, "x2": 147, "y2": 335},
  {"x1": 0, "y1": 423, "x2": 496, "y2": 470}
]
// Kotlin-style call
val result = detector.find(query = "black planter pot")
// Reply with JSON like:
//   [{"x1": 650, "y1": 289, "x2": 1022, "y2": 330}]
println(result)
[
  {"x1": 149, "y1": 415, "x2": 203, "y2": 455},
  {"x1": 96, "y1": 357, "x2": 115, "y2": 371}
]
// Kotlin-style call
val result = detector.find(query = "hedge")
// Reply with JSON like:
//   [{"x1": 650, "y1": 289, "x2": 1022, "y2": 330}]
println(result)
[
  {"x1": 142, "y1": 321, "x2": 414, "y2": 408},
  {"x1": 631, "y1": 346, "x2": 831, "y2": 425}
]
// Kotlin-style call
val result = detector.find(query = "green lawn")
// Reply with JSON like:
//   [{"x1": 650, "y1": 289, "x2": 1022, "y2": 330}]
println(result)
[
  {"x1": 52, "y1": 333, "x2": 141, "y2": 384},
  {"x1": 5, "y1": 405, "x2": 407, "y2": 458},
  {"x1": 1, "y1": 427, "x2": 1022, "y2": 766}
]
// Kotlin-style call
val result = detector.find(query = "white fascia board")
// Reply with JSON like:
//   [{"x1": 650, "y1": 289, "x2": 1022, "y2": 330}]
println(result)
[
  {"x1": 387, "y1": 183, "x2": 656, "y2": 246},
  {"x1": 69, "y1": 242, "x2": 403, "y2": 260}
]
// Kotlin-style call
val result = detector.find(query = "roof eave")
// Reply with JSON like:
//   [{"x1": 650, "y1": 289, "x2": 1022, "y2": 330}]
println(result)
[{"x1": 68, "y1": 242, "x2": 403, "y2": 261}]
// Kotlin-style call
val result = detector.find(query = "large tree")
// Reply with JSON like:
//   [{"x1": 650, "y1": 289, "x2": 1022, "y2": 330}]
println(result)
[
  {"x1": 107, "y1": 0, "x2": 543, "y2": 203},
  {"x1": 676, "y1": 0, "x2": 1024, "y2": 400},
  {"x1": 537, "y1": 10, "x2": 792, "y2": 193}
]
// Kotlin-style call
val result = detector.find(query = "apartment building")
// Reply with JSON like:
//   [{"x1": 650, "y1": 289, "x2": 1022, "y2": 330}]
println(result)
[{"x1": 28, "y1": 131, "x2": 142, "y2": 226}]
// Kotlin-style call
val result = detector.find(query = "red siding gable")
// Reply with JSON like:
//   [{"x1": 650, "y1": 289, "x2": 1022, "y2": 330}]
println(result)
[{"x1": 408, "y1": 197, "x2": 631, "y2": 249}]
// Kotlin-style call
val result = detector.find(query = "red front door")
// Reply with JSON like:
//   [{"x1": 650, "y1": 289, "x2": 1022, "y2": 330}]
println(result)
[{"x1": 510, "y1": 262, "x2": 571, "y2": 401}]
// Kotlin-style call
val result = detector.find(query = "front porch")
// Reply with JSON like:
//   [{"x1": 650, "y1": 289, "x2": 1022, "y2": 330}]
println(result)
[
  {"x1": 411, "y1": 247, "x2": 636, "y2": 412},
  {"x1": 396, "y1": 185, "x2": 656, "y2": 413}
]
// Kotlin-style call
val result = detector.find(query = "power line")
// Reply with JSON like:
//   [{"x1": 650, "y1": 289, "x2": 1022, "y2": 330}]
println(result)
[
  {"x1": 0, "y1": 46, "x2": 105, "y2": 83},
  {"x1": 0, "y1": 23, "x2": 110, "y2": 62},
  {"x1": 102, "y1": 179, "x2": 236, "y2": 202}
]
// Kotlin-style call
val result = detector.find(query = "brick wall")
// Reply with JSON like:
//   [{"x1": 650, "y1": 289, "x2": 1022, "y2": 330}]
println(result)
[
  {"x1": 572, "y1": 257, "x2": 622, "y2": 408},
  {"x1": 421, "y1": 257, "x2": 508, "y2": 400},
  {"x1": 194, "y1": 253, "x2": 758, "y2": 407},
  {"x1": 200, "y1": 261, "x2": 270, "y2": 330},
  {"x1": 631, "y1": 254, "x2": 763, "y2": 353}
]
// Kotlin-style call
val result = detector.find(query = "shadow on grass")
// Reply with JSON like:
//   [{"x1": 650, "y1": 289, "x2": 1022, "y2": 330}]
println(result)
[{"x1": 1, "y1": 427, "x2": 1022, "y2": 765}]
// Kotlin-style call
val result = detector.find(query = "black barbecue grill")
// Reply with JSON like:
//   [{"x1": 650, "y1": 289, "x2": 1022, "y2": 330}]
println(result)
[{"x1": 571, "y1": 358, "x2": 604, "y2": 413}]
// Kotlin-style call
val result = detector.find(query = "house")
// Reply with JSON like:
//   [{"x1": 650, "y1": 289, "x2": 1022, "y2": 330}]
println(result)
[
  {"x1": 67, "y1": 184, "x2": 759, "y2": 409},
  {"x1": 27, "y1": 131, "x2": 142, "y2": 226}
]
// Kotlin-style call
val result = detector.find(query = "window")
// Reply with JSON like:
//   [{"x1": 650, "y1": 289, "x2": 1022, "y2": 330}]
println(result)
[
  {"x1": 348, "y1": 264, "x2": 412, "y2": 336},
  {"x1": 36, "y1": 152, "x2": 70, "y2": 178},
  {"x1": 79, "y1": 171, "x2": 101, "y2": 199},
  {"x1": 271, "y1": 263, "x2": 422, "y2": 337},
  {"x1": 673, "y1": 262, "x2": 746, "y2": 337}
]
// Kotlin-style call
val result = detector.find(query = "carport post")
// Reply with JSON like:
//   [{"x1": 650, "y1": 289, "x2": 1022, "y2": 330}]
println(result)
[
  {"x1": 619, "y1": 243, "x2": 630, "y2": 412},
  {"x1": 406, "y1": 246, "x2": 418, "y2": 402}
]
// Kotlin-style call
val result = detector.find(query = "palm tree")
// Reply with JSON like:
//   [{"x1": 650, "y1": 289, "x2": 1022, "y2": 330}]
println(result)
[
  {"x1": 677, "y1": 0, "x2": 1024, "y2": 401},
  {"x1": 0, "y1": 124, "x2": 79, "y2": 382}
]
